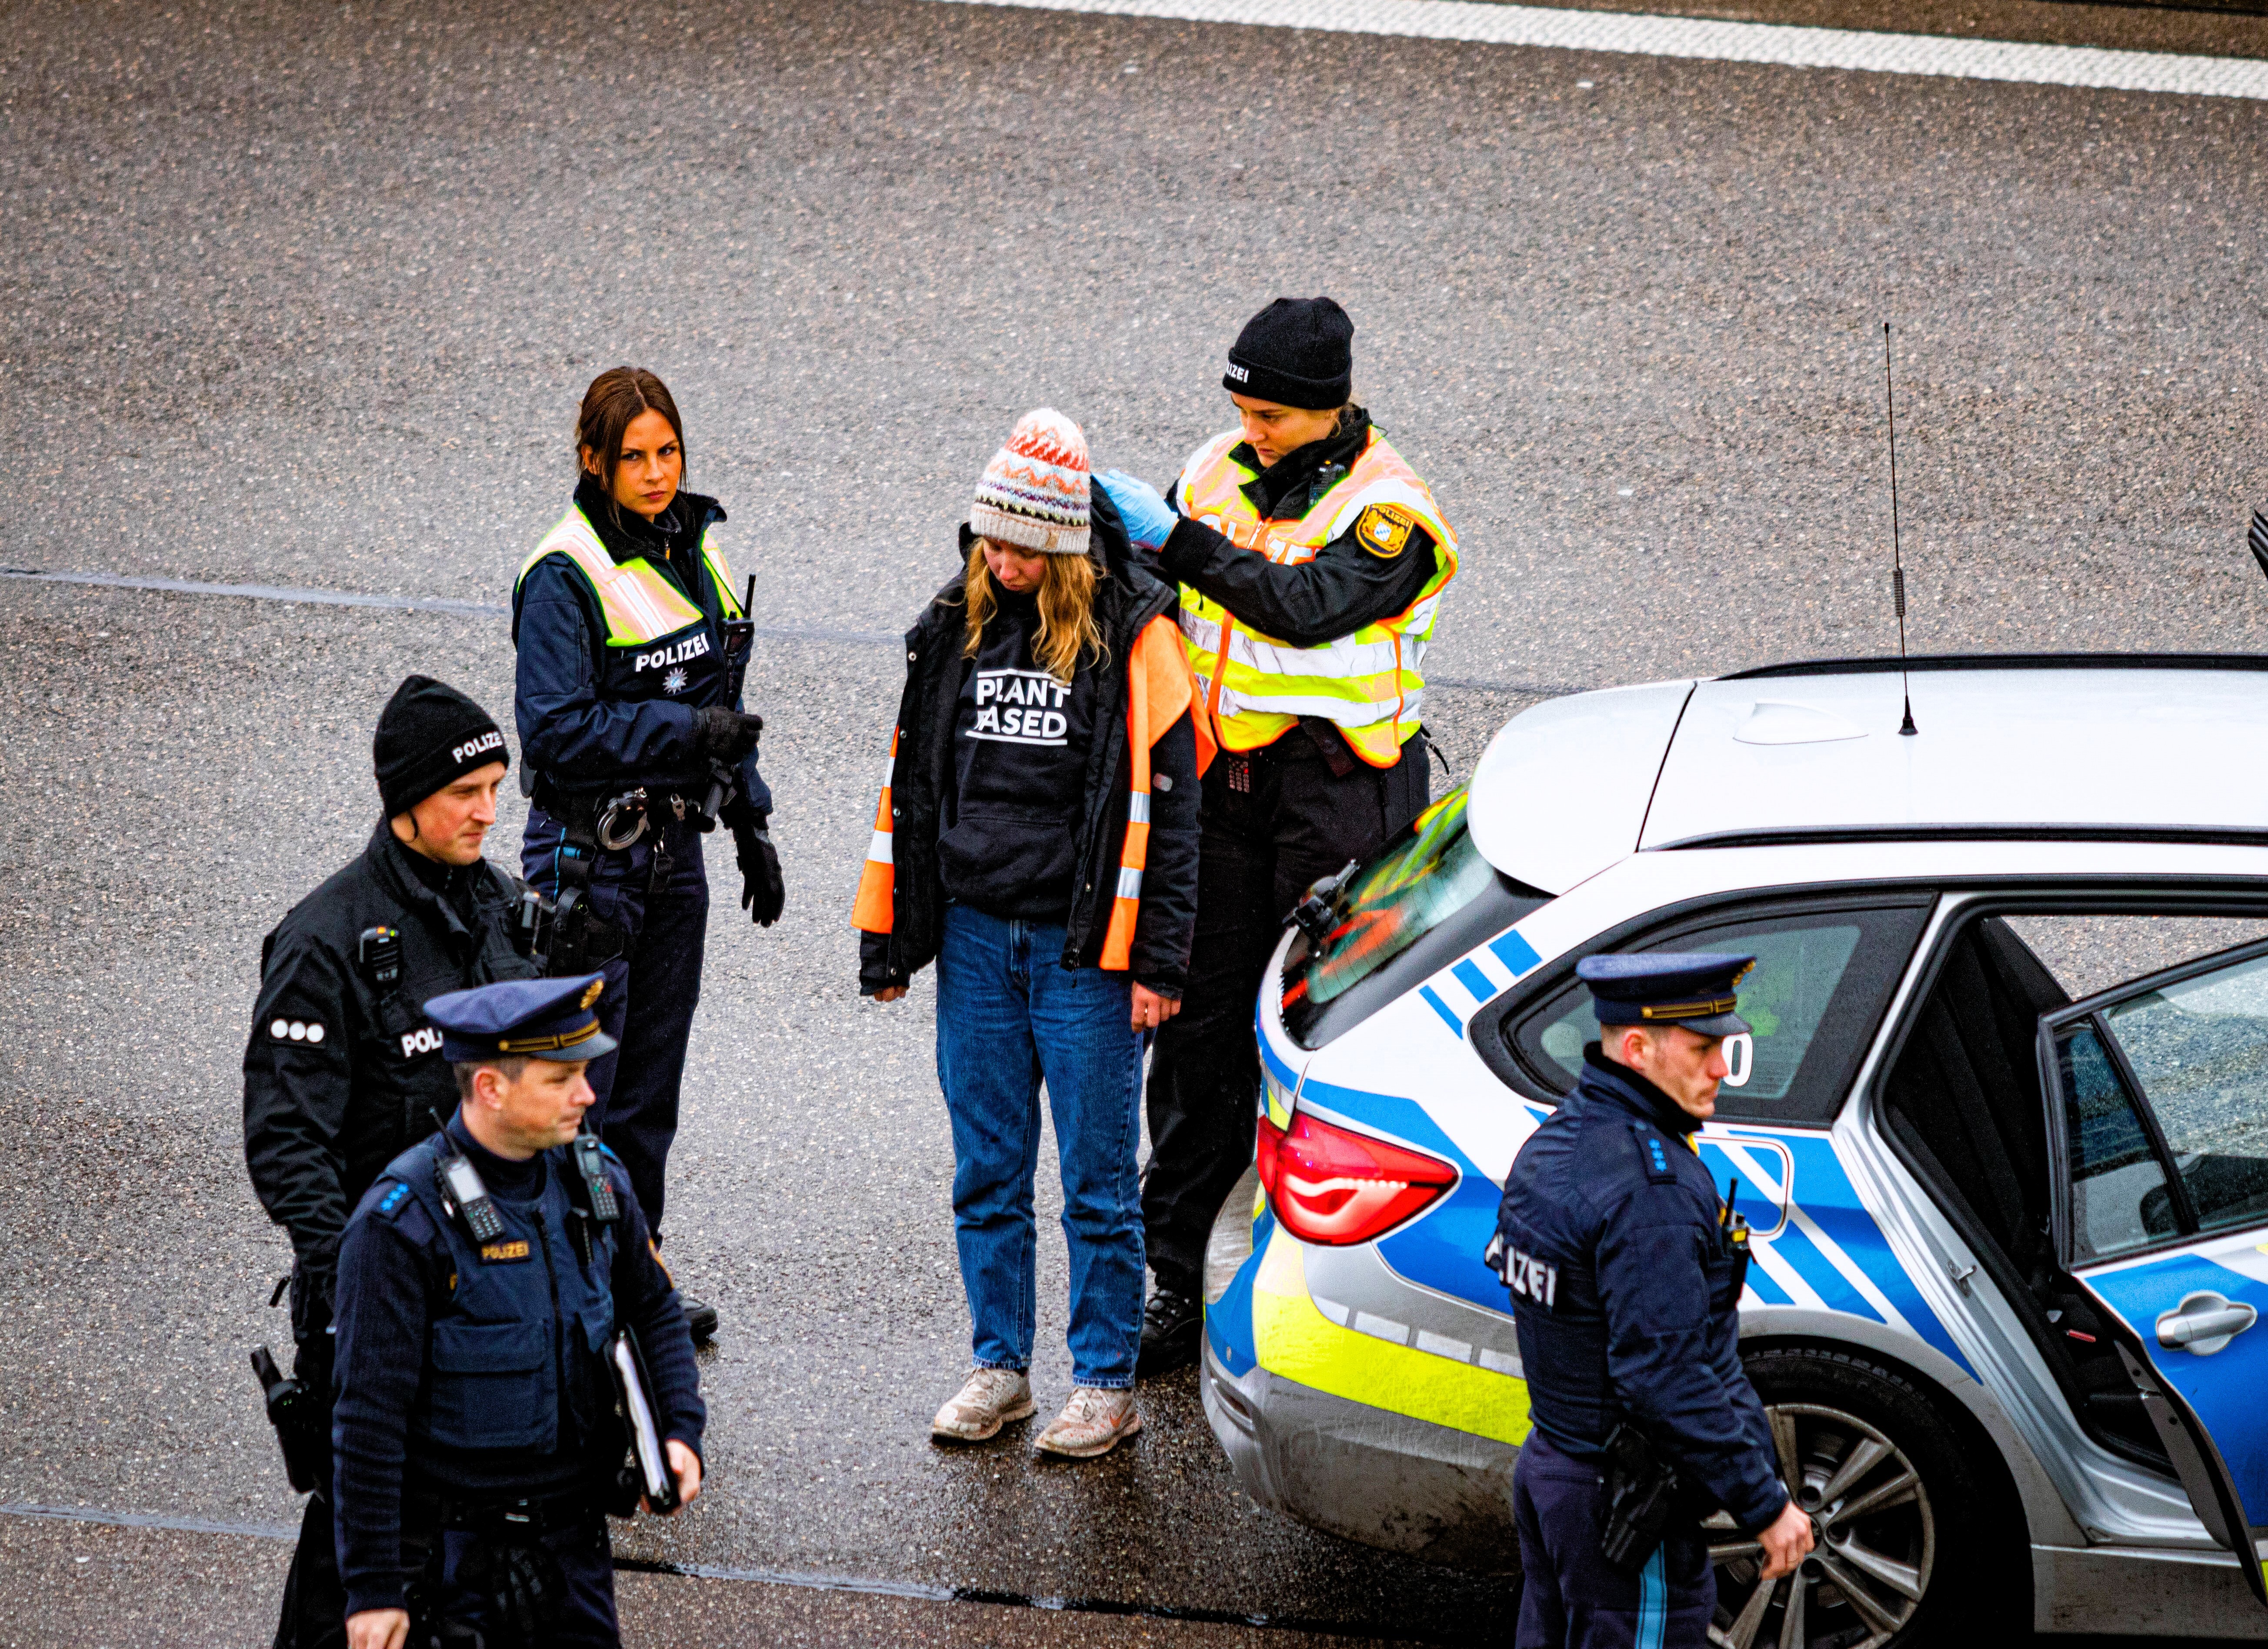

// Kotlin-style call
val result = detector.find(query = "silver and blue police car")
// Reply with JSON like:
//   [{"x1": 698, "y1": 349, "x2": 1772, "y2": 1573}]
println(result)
[{"x1": 1200, "y1": 653, "x2": 2268, "y2": 1645}]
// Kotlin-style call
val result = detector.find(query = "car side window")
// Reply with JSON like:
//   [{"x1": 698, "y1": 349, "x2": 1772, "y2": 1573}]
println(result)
[
  {"x1": 2098, "y1": 951, "x2": 2268, "y2": 1237},
  {"x1": 2055, "y1": 1021, "x2": 2176, "y2": 1263},
  {"x1": 1500, "y1": 902, "x2": 1928, "y2": 1126}
]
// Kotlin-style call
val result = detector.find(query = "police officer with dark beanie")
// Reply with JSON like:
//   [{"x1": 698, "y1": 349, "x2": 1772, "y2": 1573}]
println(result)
[
  {"x1": 332, "y1": 976, "x2": 704, "y2": 1649},
  {"x1": 514, "y1": 366, "x2": 783, "y2": 1343},
  {"x1": 244, "y1": 675, "x2": 540, "y2": 1649},
  {"x1": 1487, "y1": 955, "x2": 1813, "y2": 1649},
  {"x1": 1093, "y1": 297, "x2": 1459, "y2": 1371}
]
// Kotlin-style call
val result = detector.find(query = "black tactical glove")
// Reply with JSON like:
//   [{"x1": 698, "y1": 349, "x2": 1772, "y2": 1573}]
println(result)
[
  {"x1": 727, "y1": 806, "x2": 785, "y2": 927},
  {"x1": 289, "y1": 1235, "x2": 340, "y2": 1345},
  {"x1": 693, "y1": 706, "x2": 764, "y2": 765}
]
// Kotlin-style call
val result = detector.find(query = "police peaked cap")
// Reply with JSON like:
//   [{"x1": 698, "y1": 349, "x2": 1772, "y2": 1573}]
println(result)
[
  {"x1": 1577, "y1": 952, "x2": 1755, "y2": 1038},
  {"x1": 423, "y1": 974, "x2": 617, "y2": 1063}
]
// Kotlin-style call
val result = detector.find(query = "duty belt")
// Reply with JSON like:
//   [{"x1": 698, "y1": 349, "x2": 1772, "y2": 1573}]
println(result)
[
  {"x1": 438, "y1": 1485, "x2": 598, "y2": 1535},
  {"x1": 536, "y1": 780, "x2": 700, "y2": 854}
]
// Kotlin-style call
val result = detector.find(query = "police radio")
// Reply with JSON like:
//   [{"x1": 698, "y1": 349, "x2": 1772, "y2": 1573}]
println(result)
[
  {"x1": 426, "y1": 1109, "x2": 505, "y2": 1245},
  {"x1": 572, "y1": 1131, "x2": 619, "y2": 1225}
]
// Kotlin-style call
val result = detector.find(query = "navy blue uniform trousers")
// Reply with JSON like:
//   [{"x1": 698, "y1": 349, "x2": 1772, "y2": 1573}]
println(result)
[
  {"x1": 1514, "y1": 1432, "x2": 1716, "y2": 1649},
  {"x1": 426, "y1": 1515, "x2": 618, "y2": 1647},
  {"x1": 524, "y1": 806, "x2": 708, "y2": 1235}
]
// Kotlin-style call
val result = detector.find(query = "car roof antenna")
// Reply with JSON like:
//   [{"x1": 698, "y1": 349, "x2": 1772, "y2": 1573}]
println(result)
[{"x1": 1882, "y1": 321, "x2": 1918, "y2": 736}]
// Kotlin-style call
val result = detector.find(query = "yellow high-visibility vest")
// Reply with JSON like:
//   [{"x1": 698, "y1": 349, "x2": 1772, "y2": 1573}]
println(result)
[
  {"x1": 1173, "y1": 427, "x2": 1457, "y2": 768},
  {"x1": 514, "y1": 504, "x2": 744, "y2": 644}
]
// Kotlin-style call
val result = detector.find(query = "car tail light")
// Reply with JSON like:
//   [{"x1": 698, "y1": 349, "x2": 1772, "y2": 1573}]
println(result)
[{"x1": 1254, "y1": 1111, "x2": 1457, "y2": 1246}]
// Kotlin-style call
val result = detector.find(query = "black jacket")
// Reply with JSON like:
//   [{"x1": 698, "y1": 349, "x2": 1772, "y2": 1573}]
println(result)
[
  {"x1": 243, "y1": 826, "x2": 538, "y2": 1334},
  {"x1": 1158, "y1": 411, "x2": 1440, "y2": 648},
  {"x1": 859, "y1": 491, "x2": 1201, "y2": 996}
]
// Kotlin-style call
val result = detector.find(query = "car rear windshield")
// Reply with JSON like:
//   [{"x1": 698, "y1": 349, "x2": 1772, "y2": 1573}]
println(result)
[{"x1": 1281, "y1": 788, "x2": 1551, "y2": 1050}]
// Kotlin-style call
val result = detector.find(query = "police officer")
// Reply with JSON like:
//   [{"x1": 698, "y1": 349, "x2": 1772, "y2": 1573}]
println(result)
[
  {"x1": 333, "y1": 975, "x2": 704, "y2": 1649},
  {"x1": 1488, "y1": 955, "x2": 1814, "y2": 1649},
  {"x1": 514, "y1": 366, "x2": 784, "y2": 1341},
  {"x1": 244, "y1": 675, "x2": 540, "y2": 1649},
  {"x1": 1093, "y1": 296, "x2": 1459, "y2": 1371}
]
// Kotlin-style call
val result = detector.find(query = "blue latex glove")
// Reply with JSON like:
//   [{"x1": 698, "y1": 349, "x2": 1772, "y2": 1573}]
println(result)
[{"x1": 1095, "y1": 469, "x2": 1176, "y2": 551}]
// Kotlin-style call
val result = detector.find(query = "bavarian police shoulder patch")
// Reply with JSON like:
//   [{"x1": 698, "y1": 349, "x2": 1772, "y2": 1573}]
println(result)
[
  {"x1": 376, "y1": 1182, "x2": 411, "y2": 1220},
  {"x1": 1353, "y1": 503, "x2": 1418, "y2": 559},
  {"x1": 1631, "y1": 1123, "x2": 1679, "y2": 1185}
]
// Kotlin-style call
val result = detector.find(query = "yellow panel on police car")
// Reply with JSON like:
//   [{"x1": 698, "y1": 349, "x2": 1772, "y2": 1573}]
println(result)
[{"x1": 1250, "y1": 1226, "x2": 1531, "y2": 1448}]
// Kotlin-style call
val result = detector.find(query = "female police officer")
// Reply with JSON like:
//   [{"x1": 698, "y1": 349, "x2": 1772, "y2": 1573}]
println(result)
[
  {"x1": 1094, "y1": 296, "x2": 1458, "y2": 1372},
  {"x1": 513, "y1": 366, "x2": 784, "y2": 1341}
]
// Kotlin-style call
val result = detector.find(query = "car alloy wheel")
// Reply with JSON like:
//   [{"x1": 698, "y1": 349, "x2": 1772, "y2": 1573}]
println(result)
[{"x1": 1705, "y1": 1401, "x2": 1935, "y2": 1649}]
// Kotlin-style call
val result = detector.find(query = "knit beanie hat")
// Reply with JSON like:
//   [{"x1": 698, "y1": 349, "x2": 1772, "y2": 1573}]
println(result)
[
  {"x1": 1223, "y1": 296, "x2": 1355, "y2": 410},
  {"x1": 374, "y1": 675, "x2": 509, "y2": 817},
  {"x1": 970, "y1": 408, "x2": 1091, "y2": 554}
]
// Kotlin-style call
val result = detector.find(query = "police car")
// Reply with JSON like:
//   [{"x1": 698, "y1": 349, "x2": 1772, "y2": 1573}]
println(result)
[{"x1": 1200, "y1": 654, "x2": 2268, "y2": 1645}]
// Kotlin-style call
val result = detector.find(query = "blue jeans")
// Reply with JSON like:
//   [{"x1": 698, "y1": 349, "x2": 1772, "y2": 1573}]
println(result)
[
  {"x1": 935, "y1": 905, "x2": 1145, "y2": 1390},
  {"x1": 524, "y1": 806, "x2": 709, "y2": 1236}
]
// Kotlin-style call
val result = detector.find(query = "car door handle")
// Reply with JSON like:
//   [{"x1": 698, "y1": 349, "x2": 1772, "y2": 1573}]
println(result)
[{"x1": 2156, "y1": 1292, "x2": 2259, "y2": 1356}]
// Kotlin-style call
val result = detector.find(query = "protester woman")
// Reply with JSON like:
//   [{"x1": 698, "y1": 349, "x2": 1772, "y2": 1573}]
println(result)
[
  {"x1": 855, "y1": 408, "x2": 1210, "y2": 1457},
  {"x1": 512, "y1": 366, "x2": 784, "y2": 1343}
]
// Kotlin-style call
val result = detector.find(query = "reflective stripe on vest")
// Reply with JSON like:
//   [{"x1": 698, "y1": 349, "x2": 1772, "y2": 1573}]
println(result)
[
  {"x1": 515, "y1": 506, "x2": 744, "y2": 646},
  {"x1": 1174, "y1": 428, "x2": 1458, "y2": 768}
]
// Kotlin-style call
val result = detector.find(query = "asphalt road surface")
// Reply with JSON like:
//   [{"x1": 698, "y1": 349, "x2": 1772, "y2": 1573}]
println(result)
[{"x1": 5, "y1": 0, "x2": 2268, "y2": 1642}]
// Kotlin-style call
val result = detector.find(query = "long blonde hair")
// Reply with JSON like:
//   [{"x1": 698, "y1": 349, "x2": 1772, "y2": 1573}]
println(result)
[{"x1": 961, "y1": 540, "x2": 1106, "y2": 682}]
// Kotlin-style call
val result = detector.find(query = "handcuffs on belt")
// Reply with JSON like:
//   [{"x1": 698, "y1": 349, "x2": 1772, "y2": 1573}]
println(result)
[{"x1": 594, "y1": 786, "x2": 695, "y2": 851}]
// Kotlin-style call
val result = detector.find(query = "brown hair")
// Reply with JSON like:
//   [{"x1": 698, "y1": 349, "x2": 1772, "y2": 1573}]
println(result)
[
  {"x1": 453, "y1": 1056, "x2": 532, "y2": 1101},
  {"x1": 575, "y1": 367, "x2": 685, "y2": 500},
  {"x1": 960, "y1": 540, "x2": 1105, "y2": 683}
]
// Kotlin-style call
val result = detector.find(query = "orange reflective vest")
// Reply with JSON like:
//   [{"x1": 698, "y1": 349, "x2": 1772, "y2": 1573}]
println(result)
[
  {"x1": 852, "y1": 616, "x2": 1212, "y2": 971},
  {"x1": 1174, "y1": 427, "x2": 1458, "y2": 768}
]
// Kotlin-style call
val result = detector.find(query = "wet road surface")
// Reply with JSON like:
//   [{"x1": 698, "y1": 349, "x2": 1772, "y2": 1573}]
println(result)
[{"x1": 3, "y1": 0, "x2": 2267, "y2": 1640}]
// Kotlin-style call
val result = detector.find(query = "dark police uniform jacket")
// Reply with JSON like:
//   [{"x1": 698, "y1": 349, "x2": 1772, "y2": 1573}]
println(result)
[
  {"x1": 245, "y1": 828, "x2": 539, "y2": 1336},
  {"x1": 1493, "y1": 1048, "x2": 1786, "y2": 1534},
  {"x1": 330, "y1": 1117, "x2": 704, "y2": 1618},
  {"x1": 512, "y1": 476, "x2": 772, "y2": 814}
]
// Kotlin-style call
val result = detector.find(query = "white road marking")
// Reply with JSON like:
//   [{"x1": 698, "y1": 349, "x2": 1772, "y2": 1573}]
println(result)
[{"x1": 930, "y1": 0, "x2": 2268, "y2": 101}]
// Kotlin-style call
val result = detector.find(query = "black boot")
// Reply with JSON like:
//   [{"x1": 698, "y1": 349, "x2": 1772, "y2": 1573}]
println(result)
[
  {"x1": 1137, "y1": 1286, "x2": 1202, "y2": 1375},
  {"x1": 681, "y1": 1294, "x2": 719, "y2": 1343}
]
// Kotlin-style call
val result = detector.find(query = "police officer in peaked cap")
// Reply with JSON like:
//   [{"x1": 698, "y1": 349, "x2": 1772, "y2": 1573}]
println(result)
[
  {"x1": 332, "y1": 975, "x2": 704, "y2": 1649},
  {"x1": 244, "y1": 675, "x2": 542, "y2": 1649},
  {"x1": 1488, "y1": 954, "x2": 1813, "y2": 1649}
]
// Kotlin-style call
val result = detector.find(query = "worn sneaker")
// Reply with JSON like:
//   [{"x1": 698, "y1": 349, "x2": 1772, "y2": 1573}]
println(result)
[
  {"x1": 681, "y1": 1293, "x2": 720, "y2": 1344},
  {"x1": 1137, "y1": 1286, "x2": 1201, "y2": 1375},
  {"x1": 931, "y1": 1368, "x2": 1035, "y2": 1443},
  {"x1": 1035, "y1": 1386, "x2": 1142, "y2": 1459}
]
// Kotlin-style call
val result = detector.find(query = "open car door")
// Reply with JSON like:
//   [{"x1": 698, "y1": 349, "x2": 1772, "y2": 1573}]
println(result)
[{"x1": 2040, "y1": 936, "x2": 2268, "y2": 1606}]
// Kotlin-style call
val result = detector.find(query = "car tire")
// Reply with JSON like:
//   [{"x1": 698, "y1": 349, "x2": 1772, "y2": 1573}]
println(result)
[{"x1": 1708, "y1": 1346, "x2": 2022, "y2": 1649}]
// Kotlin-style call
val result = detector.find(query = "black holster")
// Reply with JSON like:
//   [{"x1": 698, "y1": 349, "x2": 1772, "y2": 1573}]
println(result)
[
  {"x1": 528, "y1": 781, "x2": 628, "y2": 976},
  {"x1": 1597, "y1": 1423, "x2": 1682, "y2": 1571}
]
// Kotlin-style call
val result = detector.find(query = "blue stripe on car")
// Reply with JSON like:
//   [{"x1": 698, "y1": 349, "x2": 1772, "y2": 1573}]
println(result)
[{"x1": 1418, "y1": 985, "x2": 1464, "y2": 1037}]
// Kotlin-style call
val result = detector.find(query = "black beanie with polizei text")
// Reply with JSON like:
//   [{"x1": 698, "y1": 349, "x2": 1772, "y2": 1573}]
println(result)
[{"x1": 374, "y1": 675, "x2": 508, "y2": 817}]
